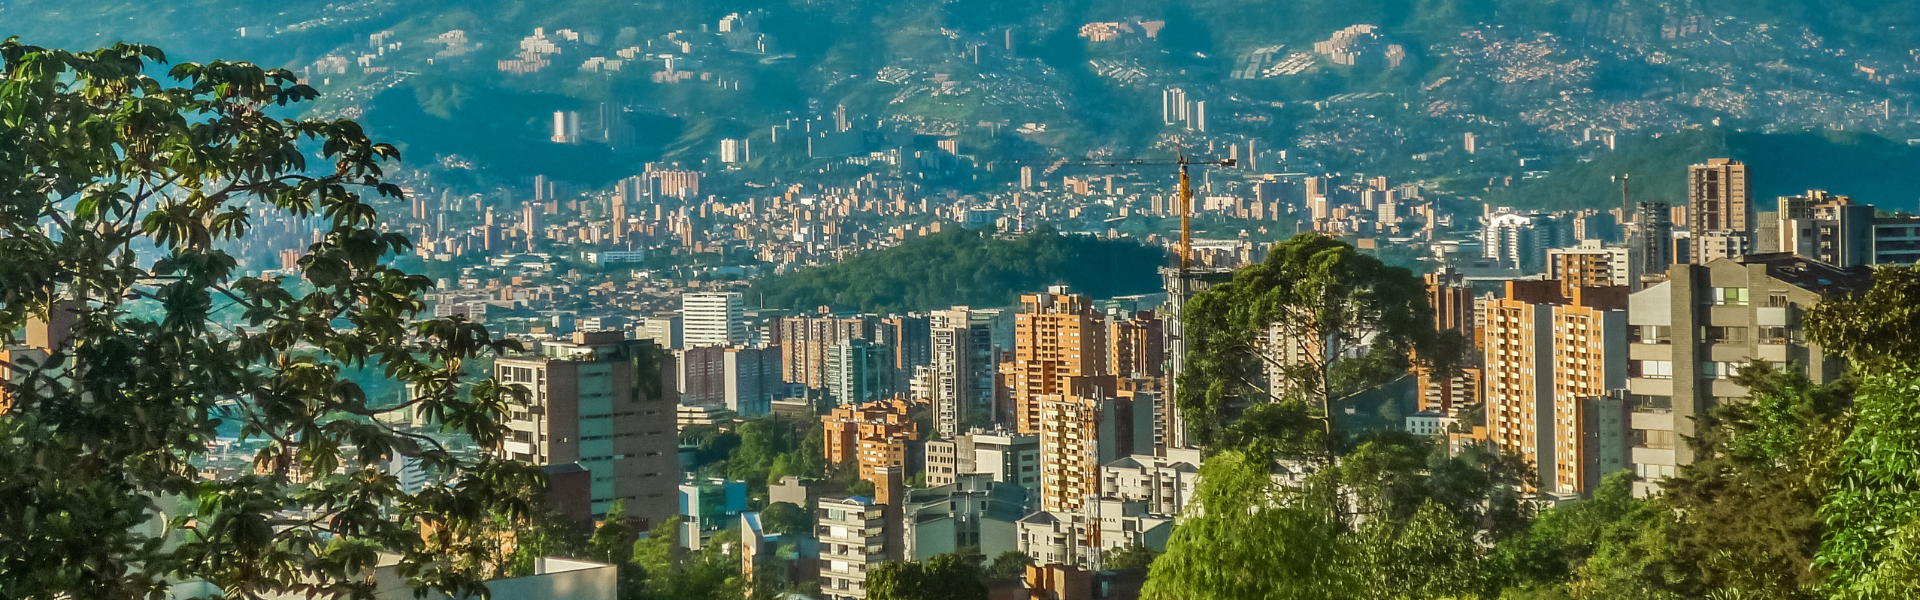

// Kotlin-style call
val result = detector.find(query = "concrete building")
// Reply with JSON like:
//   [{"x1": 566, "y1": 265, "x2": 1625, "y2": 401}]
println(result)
[
  {"x1": 1482, "y1": 281, "x2": 1629, "y2": 494},
  {"x1": 816, "y1": 495, "x2": 890, "y2": 600},
  {"x1": 1630, "y1": 201, "x2": 1675, "y2": 282},
  {"x1": 901, "y1": 473, "x2": 1028, "y2": 560},
  {"x1": 1624, "y1": 255, "x2": 1867, "y2": 496},
  {"x1": 1687, "y1": 158, "x2": 1752, "y2": 264},
  {"x1": 1777, "y1": 190, "x2": 1875, "y2": 268},
  {"x1": 924, "y1": 428, "x2": 1041, "y2": 497},
  {"x1": 1873, "y1": 215, "x2": 1920, "y2": 265},
  {"x1": 928, "y1": 307, "x2": 995, "y2": 438},
  {"x1": 1008, "y1": 288, "x2": 1111, "y2": 436},
  {"x1": 683, "y1": 292, "x2": 746, "y2": 347},
  {"x1": 1160, "y1": 266, "x2": 1236, "y2": 453},
  {"x1": 678, "y1": 345, "x2": 782, "y2": 417},
  {"x1": 1037, "y1": 382, "x2": 1153, "y2": 515},
  {"x1": 1694, "y1": 229, "x2": 1752, "y2": 264},
  {"x1": 1099, "y1": 449, "x2": 1201, "y2": 517},
  {"x1": 494, "y1": 331, "x2": 679, "y2": 525},
  {"x1": 1107, "y1": 311, "x2": 1164, "y2": 380},
  {"x1": 822, "y1": 398, "x2": 919, "y2": 483},
  {"x1": 1548, "y1": 240, "x2": 1637, "y2": 295},
  {"x1": 1016, "y1": 499, "x2": 1174, "y2": 569},
  {"x1": 825, "y1": 339, "x2": 894, "y2": 406}
]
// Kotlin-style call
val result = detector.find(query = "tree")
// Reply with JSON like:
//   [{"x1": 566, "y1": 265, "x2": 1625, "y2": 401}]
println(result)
[
  {"x1": 591, "y1": 500, "x2": 638, "y2": 564},
  {"x1": 1143, "y1": 450, "x2": 1361, "y2": 600},
  {"x1": 0, "y1": 40, "x2": 530, "y2": 598},
  {"x1": 867, "y1": 553, "x2": 988, "y2": 600},
  {"x1": 1104, "y1": 544, "x2": 1158, "y2": 571},
  {"x1": 986, "y1": 550, "x2": 1032, "y2": 582},
  {"x1": 1177, "y1": 234, "x2": 1433, "y2": 449},
  {"x1": 1805, "y1": 264, "x2": 1920, "y2": 371},
  {"x1": 757, "y1": 501, "x2": 811, "y2": 537}
]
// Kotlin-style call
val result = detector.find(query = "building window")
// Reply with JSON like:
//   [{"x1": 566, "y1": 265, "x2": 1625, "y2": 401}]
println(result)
[
  {"x1": 1632, "y1": 360, "x2": 1673, "y2": 379},
  {"x1": 1710, "y1": 287, "x2": 1749, "y2": 306}
]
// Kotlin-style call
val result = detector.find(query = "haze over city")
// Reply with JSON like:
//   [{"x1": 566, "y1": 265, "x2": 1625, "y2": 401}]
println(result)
[{"x1": 5, "y1": 1, "x2": 1920, "y2": 599}]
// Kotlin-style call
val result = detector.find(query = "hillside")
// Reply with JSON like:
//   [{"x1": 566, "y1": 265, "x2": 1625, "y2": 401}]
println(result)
[
  {"x1": 8, "y1": 0, "x2": 1920, "y2": 201},
  {"x1": 1487, "y1": 128, "x2": 1920, "y2": 212},
  {"x1": 752, "y1": 227, "x2": 1167, "y2": 314}
]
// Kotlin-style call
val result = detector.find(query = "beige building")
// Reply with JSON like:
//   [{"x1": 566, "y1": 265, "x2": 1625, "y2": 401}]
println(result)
[
  {"x1": 1007, "y1": 288, "x2": 1110, "y2": 436},
  {"x1": 1483, "y1": 281, "x2": 1629, "y2": 495},
  {"x1": 1687, "y1": 158, "x2": 1751, "y2": 263},
  {"x1": 494, "y1": 331, "x2": 679, "y2": 526},
  {"x1": 1624, "y1": 255, "x2": 1866, "y2": 496}
]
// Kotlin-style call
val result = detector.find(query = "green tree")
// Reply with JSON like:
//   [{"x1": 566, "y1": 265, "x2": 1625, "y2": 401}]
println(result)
[
  {"x1": 1657, "y1": 363, "x2": 1847, "y2": 599},
  {"x1": 1177, "y1": 234, "x2": 1433, "y2": 448},
  {"x1": 1143, "y1": 450, "x2": 1361, "y2": 600},
  {"x1": 591, "y1": 500, "x2": 639, "y2": 564},
  {"x1": 757, "y1": 501, "x2": 811, "y2": 537},
  {"x1": 867, "y1": 553, "x2": 988, "y2": 600},
  {"x1": 986, "y1": 550, "x2": 1033, "y2": 582},
  {"x1": 0, "y1": 40, "x2": 530, "y2": 598},
  {"x1": 1104, "y1": 544, "x2": 1158, "y2": 571}
]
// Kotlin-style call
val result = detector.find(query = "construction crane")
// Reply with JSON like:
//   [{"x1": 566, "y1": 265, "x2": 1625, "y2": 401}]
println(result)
[{"x1": 1004, "y1": 155, "x2": 1237, "y2": 273}]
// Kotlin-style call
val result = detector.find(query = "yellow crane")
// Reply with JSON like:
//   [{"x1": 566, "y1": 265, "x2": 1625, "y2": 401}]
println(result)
[{"x1": 1014, "y1": 155, "x2": 1238, "y2": 272}]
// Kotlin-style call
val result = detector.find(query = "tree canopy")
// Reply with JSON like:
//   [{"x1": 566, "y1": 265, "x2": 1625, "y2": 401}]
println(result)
[
  {"x1": 0, "y1": 39, "x2": 533, "y2": 598},
  {"x1": 752, "y1": 226, "x2": 1167, "y2": 314}
]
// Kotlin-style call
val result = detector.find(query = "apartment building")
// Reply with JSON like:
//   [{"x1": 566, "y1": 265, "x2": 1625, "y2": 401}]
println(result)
[
  {"x1": 1007, "y1": 288, "x2": 1111, "y2": 436},
  {"x1": 494, "y1": 331, "x2": 679, "y2": 525},
  {"x1": 1624, "y1": 255, "x2": 1866, "y2": 496}
]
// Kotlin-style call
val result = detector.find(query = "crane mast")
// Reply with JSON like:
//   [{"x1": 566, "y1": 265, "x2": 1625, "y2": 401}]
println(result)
[{"x1": 1178, "y1": 157, "x2": 1192, "y2": 273}]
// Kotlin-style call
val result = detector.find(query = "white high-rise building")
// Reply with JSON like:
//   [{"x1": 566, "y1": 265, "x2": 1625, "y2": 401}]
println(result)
[
  {"x1": 551, "y1": 110, "x2": 580, "y2": 144},
  {"x1": 721, "y1": 138, "x2": 743, "y2": 164},
  {"x1": 683, "y1": 292, "x2": 746, "y2": 348}
]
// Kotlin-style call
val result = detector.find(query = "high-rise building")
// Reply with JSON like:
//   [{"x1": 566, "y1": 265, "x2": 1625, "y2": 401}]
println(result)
[
  {"x1": 928, "y1": 308, "x2": 994, "y2": 438},
  {"x1": 1872, "y1": 214, "x2": 1920, "y2": 265},
  {"x1": 720, "y1": 138, "x2": 744, "y2": 164},
  {"x1": 679, "y1": 346, "x2": 783, "y2": 417},
  {"x1": 1624, "y1": 255, "x2": 1867, "y2": 496},
  {"x1": 1575, "y1": 211, "x2": 1619, "y2": 244},
  {"x1": 1687, "y1": 158, "x2": 1751, "y2": 263},
  {"x1": 1546, "y1": 287, "x2": 1629, "y2": 496},
  {"x1": 1007, "y1": 288, "x2": 1111, "y2": 436},
  {"x1": 826, "y1": 339, "x2": 895, "y2": 405},
  {"x1": 769, "y1": 314, "x2": 876, "y2": 390},
  {"x1": 1547, "y1": 240, "x2": 1637, "y2": 296},
  {"x1": 1777, "y1": 189, "x2": 1875, "y2": 268},
  {"x1": 1483, "y1": 210, "x2": 1554, "y2": 272},
  {"x1": 1482, "y1": 281, "x2": 1567, "y2": 486},
  {"x1": 1161, "y1": 88, "x2": 1187, "y2": 125},
  {"x1": 1631, "y1": 201, "x2": 1675, "y2": 280},
  {"x1": 1159, "y1": 267, "x2": 1235, "y2": 453},
  {"x1": 1107, "y1": 311, "x2": 1164, "y2": 379},
  {"x1": 551, "y1": 110, "x2": 580, "y2": 144},
  {"x1": 1037, "y1": 379, "x2": 1152, "y2": 514},
  {"x1": 817, "y1": 492, "x2": 894, "y2": 600},
  {"x1": 683, "y1": 292, "x2": 746, "y2": 347},
  {"x1": 1417, "y1": 269, "x2": 1480, "y2": 415},
  {"x1": 493, "y1": 332, "x2": 678, "y2": 524}
]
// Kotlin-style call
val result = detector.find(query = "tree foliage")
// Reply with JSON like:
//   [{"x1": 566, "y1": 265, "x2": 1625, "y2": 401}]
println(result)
[
  {"x1": 1177, "y1": 233, "x2": 1434, "y2": 448},
  {"x1": 753, "y1": 226, "x2": 1166, "y2": 314},
  {"x1": 0, "y1": 39, "x2": 532, "y2": 598},
  {"x1": 866, "y1": 553, "x2": 988, "y2": 600}
]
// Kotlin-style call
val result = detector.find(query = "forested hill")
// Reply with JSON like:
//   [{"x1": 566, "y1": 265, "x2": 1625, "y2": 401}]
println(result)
[{"x1": 752, "y1": 228, "x2": 1166, "y2": 314}]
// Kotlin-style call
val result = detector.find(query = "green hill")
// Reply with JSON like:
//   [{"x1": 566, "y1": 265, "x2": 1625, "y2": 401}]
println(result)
[
  {"x1": 752, "y1": 227, "x2": 1167, "y2": 314},
  {"x1": 1487, "y1": 129, "x2": 1920, "y2": 212}
]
